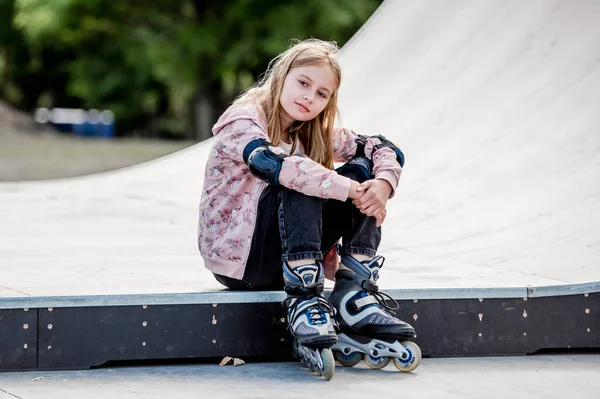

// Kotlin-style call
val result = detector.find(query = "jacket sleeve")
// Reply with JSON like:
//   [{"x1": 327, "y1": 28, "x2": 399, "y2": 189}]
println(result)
[
  {"x1": 333, "y1": 127, "x2": 403, "y2": 198},
  {"x1": 215, "y1": 119, "x2": 352, "y2": 202}
]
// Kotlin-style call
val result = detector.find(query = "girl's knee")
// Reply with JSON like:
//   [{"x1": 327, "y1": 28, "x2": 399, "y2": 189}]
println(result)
[{"x1": 336, "y1": 156, "x2": 374, "y2": 183}]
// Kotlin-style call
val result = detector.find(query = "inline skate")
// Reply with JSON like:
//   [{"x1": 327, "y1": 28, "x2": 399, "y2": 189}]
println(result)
[
  {"x1": 329, "y1": 255, "x2": 421, "y2": 372},
  {"x1": 283, "y1": 261, "x2": 337, "y2": 380}
]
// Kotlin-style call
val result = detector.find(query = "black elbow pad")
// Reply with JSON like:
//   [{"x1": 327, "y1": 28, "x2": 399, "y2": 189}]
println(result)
[
  {"x1": 243, "y1": 138, "x2": 287, "y2": 185},
  {"x1": 354, "y1": 134, "x2": 405, "y2": 167},
  {"x1": 370, "y1": 135, "x2": 405, "y2": 168},
  {"x1": 355, "y1": 135, "x2": 369, "y2": 157}
]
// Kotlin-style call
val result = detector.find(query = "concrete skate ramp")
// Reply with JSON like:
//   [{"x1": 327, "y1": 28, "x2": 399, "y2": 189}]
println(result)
[
  {"x1": 1, "y1": 0, "x2": 600, "y2": 298},
  {"x1": 337, "y1": 0, "x2": 600, "y2": 287}
]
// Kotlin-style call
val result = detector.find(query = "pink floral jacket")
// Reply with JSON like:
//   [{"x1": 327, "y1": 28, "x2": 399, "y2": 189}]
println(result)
[{"x1": 198, "y1": 101, "x2": 402, "y2": 279}]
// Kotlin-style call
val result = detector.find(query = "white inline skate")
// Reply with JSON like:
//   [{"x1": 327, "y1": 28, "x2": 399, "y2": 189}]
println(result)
[
  {"x1": 283, "y1": 261, "x2": 337, "y2": 380},
  {"x1": 329, "y1": 255, "x2": 422, "y2": 372}
]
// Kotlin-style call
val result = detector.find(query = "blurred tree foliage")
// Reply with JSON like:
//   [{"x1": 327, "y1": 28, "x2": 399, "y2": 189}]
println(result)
[{"x1": 0, "y1": 0, "x2": 382, "y2": 140}]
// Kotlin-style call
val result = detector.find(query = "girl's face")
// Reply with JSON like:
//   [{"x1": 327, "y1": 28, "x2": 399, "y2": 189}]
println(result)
[{"x1": 279, "y1": 65, "x2": 336, "y2": 129}]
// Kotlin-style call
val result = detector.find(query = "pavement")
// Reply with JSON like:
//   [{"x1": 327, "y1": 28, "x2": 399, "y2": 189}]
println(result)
[{"x1": 0, "y1": 355, "x2": 598, "y2": 399}]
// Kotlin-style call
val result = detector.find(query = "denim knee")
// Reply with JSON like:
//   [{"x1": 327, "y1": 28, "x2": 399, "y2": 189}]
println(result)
[{"x1": 277, "y1": 189, "x2": 324, "y2": 259}]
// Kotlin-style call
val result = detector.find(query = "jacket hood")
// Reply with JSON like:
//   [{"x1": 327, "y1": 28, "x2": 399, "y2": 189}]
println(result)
[{"x1": 212, "y1": 100, "x2": 269, "y2": 137}]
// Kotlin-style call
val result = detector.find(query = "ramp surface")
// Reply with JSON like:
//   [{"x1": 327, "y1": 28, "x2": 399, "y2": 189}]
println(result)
[
  {"x1": 1, "y1": 0, "x2": 599, "y2": 297},
  {"x1": 337, "y1": 0, "x2": 600, "y2": 288}
]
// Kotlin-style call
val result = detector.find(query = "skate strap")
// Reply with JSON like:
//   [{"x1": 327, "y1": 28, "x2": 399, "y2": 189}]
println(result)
[
  {"x1": 284, "y1": 295, "x2": 333, "y2": 325},
  {"x1": 354, "y1": 295, "x2": 378, "y2": 309},
  {"x1": 354, "y1": 291, "x2": 400, "y2": 312}
]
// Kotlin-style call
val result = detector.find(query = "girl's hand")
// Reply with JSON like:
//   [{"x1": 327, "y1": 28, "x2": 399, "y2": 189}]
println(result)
[
  {"x1": 374, "y1": 207, "x2": 387, "y2": 227},
  {"x1": 352, "y1": 179, "x2": 392, "y2": 217},
  {"x1": 348, "y1": 180, "x2": 365, "y2": 200}
]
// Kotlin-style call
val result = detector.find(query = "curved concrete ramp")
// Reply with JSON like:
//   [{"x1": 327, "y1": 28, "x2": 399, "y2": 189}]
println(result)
[
  {"x1": 1, "y1": 0, "x2": 598, "y2": 296},
  {"x1": 338, "y1": 0, "x2": 600, "y2": 287}
]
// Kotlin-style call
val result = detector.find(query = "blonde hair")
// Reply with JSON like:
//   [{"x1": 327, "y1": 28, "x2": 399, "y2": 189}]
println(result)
[{"x1": 233, "y1": 38, "x2": 341, "y2": 169}]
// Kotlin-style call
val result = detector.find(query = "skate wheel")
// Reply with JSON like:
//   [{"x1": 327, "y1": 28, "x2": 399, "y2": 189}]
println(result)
[
  {"x1": 300, "y1": 354, "x2": 309, "y2": 369},
  {"x1": 312, "y1": 363, "x2": 320, "y2": 375},
  {"x1": 363, "y1": 354, "x2": 391, "y2": 370},
  {"x1": 320, "y1": 348, "x2": 335, "y2": 380},
  {"x1": 311, "y1": 358, "x2": 320, "y2": 375},
  {"x1": 334, "y1": 350, "x2": 362, "y2": 367},
  {"x1": 393, "y1": 341, "x2": 422, "y2": 372}
]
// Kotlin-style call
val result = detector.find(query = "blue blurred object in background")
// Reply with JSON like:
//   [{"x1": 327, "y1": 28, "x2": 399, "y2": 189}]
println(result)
[{"x1": 35, "y1": 108, "x2": 115, "y2": 138}]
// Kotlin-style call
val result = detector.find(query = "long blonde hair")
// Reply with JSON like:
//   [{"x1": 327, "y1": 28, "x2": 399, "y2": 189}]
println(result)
[{"x1": 233, "y1": 38, "x2": 341, "y2": 169}]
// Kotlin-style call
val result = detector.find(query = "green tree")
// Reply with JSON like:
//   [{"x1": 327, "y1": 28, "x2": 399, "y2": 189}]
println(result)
[{"x1": 6, "y1": 0, "x2": 382, "y2": 140}]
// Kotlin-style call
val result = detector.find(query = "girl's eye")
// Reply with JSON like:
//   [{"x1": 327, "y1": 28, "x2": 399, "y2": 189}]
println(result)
[
  {"x1": 299, "y1": 80, "x2": 307, "y2": 86},
  {"x1": 318, "y1": 92, "x2": 326, "y2": 98}
]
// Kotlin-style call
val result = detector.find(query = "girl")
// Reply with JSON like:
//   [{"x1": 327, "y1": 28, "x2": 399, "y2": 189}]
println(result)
[{"x1": 198, "y1": 38, "x2": 418, "y2": 374}]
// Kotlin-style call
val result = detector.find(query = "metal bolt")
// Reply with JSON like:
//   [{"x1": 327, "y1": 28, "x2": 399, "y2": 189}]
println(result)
[
  {"x1": 478, "y1": 313, "x2": 483, "y2": 321},
  {"x1": 280, "y1": 338, "x2": 285, "y2": 342},
  {"x1": 587, "y1": 328, "x2": 591, "y2": 333},
  {"x1": 142, "y1": 342, "x2": 146, "y2": 346},
  {"x1": 212, "y1": 317, "x2": 217, "y2": 325},
  {"x1": 48, "y1": 324, "x2": 53, "y2": 330},
  {"x1": 47, "y1": 345, "x2": 52, "y2": 350},
  {"x1": 478, "y1": 333, "x2": 482, "y2": 337},
  {"x1": 523, "y1": 297, "x2": 528, "y2": 302},
  {"x1": 280, "y1": 318, "x2": 286, "y2": 323},
  {"x1": 48, "y1": 307, "x2": 53, "y2": 312},
  {"x1": 585, "y1": 309, "x2": 590, "y2": 314},
  {"x1": 212, "y1": 303, "x2": 217, "y2": 308},
  {"x1": 413, "y1": 314, "x2": 418, "y2": 321},
  {"x1": 23, "y1": 324, "x2": 29, "y2": 330},
  {"x1": 413, "y1": 299, "x2": 418, "y2": 303},
  {"x1": 584, "y1": 293, "x2": 589, "y2": 297},
  {"x1": 212, "y1": 339, "x2": 217, "y2": 344},
  {"x1": 479, "y1": 298, "x2": 483, "y2": 302},
  {"x1": 523, "y1": 311, "x2": 528, "y2": 318},
  {"x1": 23, "y1": 344, "x2": 28, "y2": 349},
  {"x1": 142, "y1": 305, "x2": 147, "y2": 309},
  {"x1": 142, "y1": 321, "x2": 147, "y2": 327},
  {"x1": 523, "y1": 332, "x2": 527, "y2": 336},
  {"x1": 24, "y1": 308, "x2": 29, "y2": 312}
]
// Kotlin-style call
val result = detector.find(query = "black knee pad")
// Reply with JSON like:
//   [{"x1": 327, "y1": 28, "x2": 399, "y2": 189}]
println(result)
[{"x1": 336, "y1": 156, "x2": 374, "y2": 183}]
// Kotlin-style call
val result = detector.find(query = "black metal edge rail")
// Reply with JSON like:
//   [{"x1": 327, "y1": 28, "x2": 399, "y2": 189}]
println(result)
[{"x1": 0, "y1": 282, "x2": 598, "y2": 371}]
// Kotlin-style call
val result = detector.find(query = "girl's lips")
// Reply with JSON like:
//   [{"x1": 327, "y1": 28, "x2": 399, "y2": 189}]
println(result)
[{"x1": 296, "y1": 102, "x2": 309, "y2": 112}]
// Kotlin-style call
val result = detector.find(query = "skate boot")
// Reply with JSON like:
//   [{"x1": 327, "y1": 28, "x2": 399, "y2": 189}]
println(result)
[
  {"x1": 329, "y1": 255, "x2": 422, "y2": 372},
  {"x1": 283, "y1": 260, "x2": 337, "y2": 380}
]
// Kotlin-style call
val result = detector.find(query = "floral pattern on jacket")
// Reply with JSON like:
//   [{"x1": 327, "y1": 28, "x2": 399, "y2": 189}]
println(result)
[{"x1": 198, "y1": 102, "x2": 402, "y2": 279}]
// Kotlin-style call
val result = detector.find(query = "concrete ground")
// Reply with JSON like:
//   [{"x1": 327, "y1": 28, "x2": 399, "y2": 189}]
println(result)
[{"x1": 0, "y1": 355, "x2": 598, "y2": 399}]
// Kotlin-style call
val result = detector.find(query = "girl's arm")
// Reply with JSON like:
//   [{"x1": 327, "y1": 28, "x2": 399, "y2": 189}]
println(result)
[
  {"x1": 333, "y1": 128, "x2": 403, "y2": 198},
  {"x1": 215, "y1": 119, "x2": 354, "y2": 201}
]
